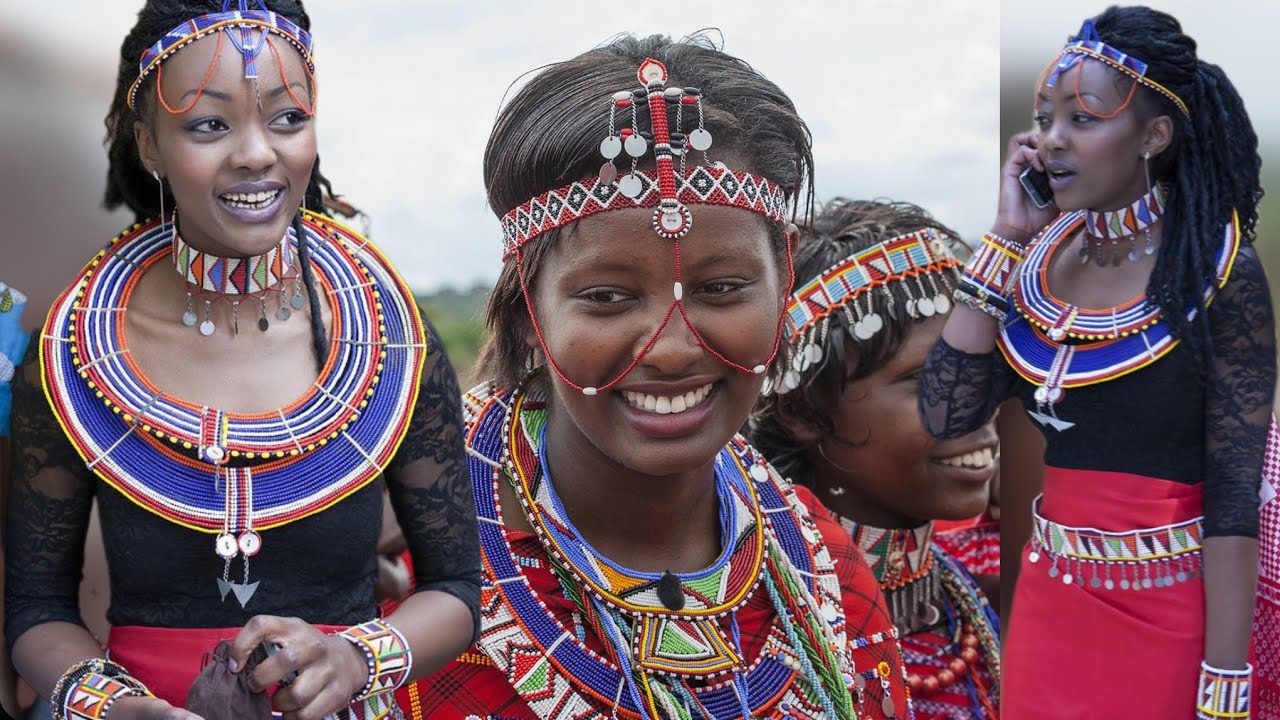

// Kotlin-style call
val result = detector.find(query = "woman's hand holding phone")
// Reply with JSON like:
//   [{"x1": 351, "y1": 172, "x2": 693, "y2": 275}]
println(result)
[{"x1": 993, "y1": 132, "x2": 1059, "y2": 244}]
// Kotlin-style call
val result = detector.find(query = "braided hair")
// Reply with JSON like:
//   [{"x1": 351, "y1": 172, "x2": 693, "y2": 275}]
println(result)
[
  {"x1": 104, "y1": 0, "x2": 334, "y2": 368},
  {"x1": 476, "y1": 33, "x2": 815, "y2": 389},
  {"x1": 750, "y1": 198, "x2": 964, "y2": 485},
  {"x1": 1089, "y1": 5, "x2": 1263, "y2": 370}
]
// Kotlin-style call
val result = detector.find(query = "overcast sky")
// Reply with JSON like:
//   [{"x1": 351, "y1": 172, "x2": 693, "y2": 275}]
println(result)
[{"x1": 8, "y1": 0, "x2": 999, "y2": 294}]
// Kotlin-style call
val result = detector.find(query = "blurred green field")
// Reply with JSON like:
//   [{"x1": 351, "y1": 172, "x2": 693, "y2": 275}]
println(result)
[{"x1": 416, "y1": 285, "x2": 490, "y2": 390}]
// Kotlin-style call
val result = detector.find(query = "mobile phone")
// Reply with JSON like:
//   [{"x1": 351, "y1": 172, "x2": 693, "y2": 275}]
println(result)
[
  {"x1": 1019, "y1": 166, "x2": 1054, "y2": 209},
  {"x1": 258, "y1": 641, "x2": 299, "y2": 686}
]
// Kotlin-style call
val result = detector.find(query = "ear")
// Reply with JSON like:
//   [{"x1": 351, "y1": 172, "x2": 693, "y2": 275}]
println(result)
[
  {"x1": 1142, "y1": 114, "x2": 1174, "y2": 159},
  {"x1": 134, "y1": 119, "x2": 162, "y2": 177}
]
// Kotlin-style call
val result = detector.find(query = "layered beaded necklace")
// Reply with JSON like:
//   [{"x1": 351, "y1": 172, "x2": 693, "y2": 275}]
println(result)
[
  {"x1": 999, "y1": 209, "x2": 1239, "y2": 429},
  {"x1": 40, "y1": 212, "x2": 426, "y2": 607},
  {"x1": 467, "y1": 380, "x2": 860, "y2": 720},
  {"x1": 172, "y1": 224, "x2": 306, "y2": 336},
  {"x1": 843, "y1": 519, "x2": 999, "y2": 718}
]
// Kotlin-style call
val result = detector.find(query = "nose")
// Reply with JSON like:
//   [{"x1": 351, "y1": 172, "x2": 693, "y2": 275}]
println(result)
[
  {"x1": 639, "y1": 300, "x2": 706, "y2": 375},
  {"x1": 230, "y1": 121, "x2": 277, "y2": 173}
]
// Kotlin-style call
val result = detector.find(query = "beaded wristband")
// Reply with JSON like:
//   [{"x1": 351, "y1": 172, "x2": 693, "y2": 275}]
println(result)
[
  {"x1": 952, "y1": 286, "x2": 1006, "y2": 321},
  {"x1": 51, "y1": 659, "x2": 151, "y2": 720},
  {"x1": 1196, "y1": 661, "x2": 1252, "y2": 719},
  {"x1": 955, "y1": 232, "x2": 1024, "y2": 319},
  {"x1": 335, "y1": 619, "x2": 413, "y2": 701}
]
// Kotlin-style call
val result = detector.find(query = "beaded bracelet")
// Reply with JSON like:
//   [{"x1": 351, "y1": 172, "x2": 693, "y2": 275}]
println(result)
[
  {"x1": 952, "y1": 286, "x2": 1007, "y2": 321},
  {"x1": 335, "y1": 619, "x2": 413, "y2": 701},
  {"x1": 1196, "y1": 661, "x2": 1251, "y2": 719},
  {"x1": 955, "y1": 232, "x2": 1024, "y2": 320},
  {"x1": 51, "y1": 659, "x2": 151, "y2": 720}
]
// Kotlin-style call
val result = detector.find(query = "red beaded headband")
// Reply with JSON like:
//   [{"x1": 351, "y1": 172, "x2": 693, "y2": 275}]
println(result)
[{"x1": 505, "y1": 58, "x2": 796, "y2": 396}]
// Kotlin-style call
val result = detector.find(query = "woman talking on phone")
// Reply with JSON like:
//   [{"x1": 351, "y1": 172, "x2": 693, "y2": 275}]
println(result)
[{"x1": 917, "y1": 6, "x2": 1272, "y2": 719}]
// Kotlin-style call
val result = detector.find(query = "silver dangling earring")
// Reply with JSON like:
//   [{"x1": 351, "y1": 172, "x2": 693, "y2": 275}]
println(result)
[
  {"x1": 153, "y1": 169, "x2": 167, "y2": 235},
  {"x1": 1143, "y1": 151, "x2": 1156, "y2": 257}
]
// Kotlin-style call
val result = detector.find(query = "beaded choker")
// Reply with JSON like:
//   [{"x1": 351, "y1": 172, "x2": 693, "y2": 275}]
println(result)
[
  {"x1": 1080, "y1": 183, "x2": 1166, "y2": 266},
  {"x1": 466, "y1": 380, "x2": 859, "y2": 719},
  {"x1": 770, "y1": 228, "x2": 961, "y2": 395},
  {"x1": 173, "y1": 231, "x2": 293, "y2": 295},
  {"x1": 841, "y1": 521, "x2": 938, "y2": 635},
  {"x1": 999, "y1": 209, "x2": 1239, "y2": 429},
  {"x1": 41, "y1": 211, "x2": 426, "y2": 607}
]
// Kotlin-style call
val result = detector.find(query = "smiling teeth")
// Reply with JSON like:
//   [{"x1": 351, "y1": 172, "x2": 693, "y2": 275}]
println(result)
[
  {"x1": 938, "y1": 447, "x2": 996, "y2": 468},
  {"x1": 622, "y1": 384, "x2": 713, "y2": 415},
  {"x1": 221, "y1": 189, "x2": 280, "y2": 208}
]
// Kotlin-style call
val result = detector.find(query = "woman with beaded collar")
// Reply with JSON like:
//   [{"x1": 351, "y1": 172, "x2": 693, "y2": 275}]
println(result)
[
  {"x1": 919, "y1": 6, "x2": 1273, "y2": 718},
  {"x1": 5, "y1": 2, "x2": 481, "y2": 719},
  {"x1": 398, "y1": 34, "x2": 908, "y2": 720},
  {"x1": 751, "y1": 199, "x2": 1001, "y2": 719}
]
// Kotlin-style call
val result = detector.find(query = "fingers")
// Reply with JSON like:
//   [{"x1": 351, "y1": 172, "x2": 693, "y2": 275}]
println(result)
[
  {"x1": 110, "y1": 696, "x2": 205, "y2": 720},
  {"x1": 227, "y1": 614, "x2": 289, "y2": 672},
  {"x1": 275, "y1": 669, "x2": 351, "y2": 720}
]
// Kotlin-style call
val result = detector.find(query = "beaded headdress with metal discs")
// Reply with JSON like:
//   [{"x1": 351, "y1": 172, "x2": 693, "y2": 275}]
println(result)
[
  {"x1": 501, "y1": 58, "x2": 795, "y2": 396},
  {"x1": 767, "y1": 227, "x2": 962, "y2": 395},
  {"x1": 127, "y1": 0, "x2": 317, "y2": 113}
]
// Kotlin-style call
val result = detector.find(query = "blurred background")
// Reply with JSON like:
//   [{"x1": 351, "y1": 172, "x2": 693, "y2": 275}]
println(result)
[{"x1": 1, "y1": 0, "x2": 999, "y2": 385}]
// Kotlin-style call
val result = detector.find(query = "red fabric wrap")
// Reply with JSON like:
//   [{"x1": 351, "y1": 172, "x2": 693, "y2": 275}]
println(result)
[{"x1": 1003, "y1": 467, "x2": 1205, "y2": 718}]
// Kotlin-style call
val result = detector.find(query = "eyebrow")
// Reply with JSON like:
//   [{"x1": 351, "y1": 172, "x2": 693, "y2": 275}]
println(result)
[
  {"x1": 176, "y1": 82, "x2": 308, "y2": 105},
  {"x1": 1036, "y1": 90, "x2": 1105, "y2": 105}
]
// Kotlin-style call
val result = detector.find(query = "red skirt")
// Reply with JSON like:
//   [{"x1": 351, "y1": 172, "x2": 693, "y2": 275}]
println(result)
[{"x1": 1003, "y1": 467, "x2": 1205, "y2": 719}]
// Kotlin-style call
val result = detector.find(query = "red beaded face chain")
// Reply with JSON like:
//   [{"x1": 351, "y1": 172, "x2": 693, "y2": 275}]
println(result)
[{"x1": 502, "y1": 58, "x2": 796, "y2": 396}]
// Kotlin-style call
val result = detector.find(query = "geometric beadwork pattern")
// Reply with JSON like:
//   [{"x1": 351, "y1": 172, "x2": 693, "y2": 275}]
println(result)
[
  {"x1": 1048, "y1": 34, "x2": 1190, "y2": 117},
  {"x1": 785, "y1": 228, "x2": 961, "y2": 343},
  {"x1": 173, "y1": 232, "x2": 292, "y2": 295},
  {"x1": 337, "y1": 620, "x2": 414, "y2": 700},
  {"x1": 1000, "y1": 210, "x2": 1239, "y2": 390},
  {"x1": 1031, "y1": 496, "x2": 1203, "y2": 563},
  {"x1": 1083, "y1": 182, "x2": 1165, "y2": 242},
  {"x1": 1254, "y1": 417, "x2": 1280, "y2": 720},
  {"x1": 40, "y1": 211, "x2": 426, "y2": 533},
  {"x1": 500, "y1": 165, "x2": 789, "y2": 259},
  {"x1": 464, "y1": 381, "x2": 853, "y2": 720},
  {"x1": 128, "y1": 0, "x2": 315, "y2": 110}
]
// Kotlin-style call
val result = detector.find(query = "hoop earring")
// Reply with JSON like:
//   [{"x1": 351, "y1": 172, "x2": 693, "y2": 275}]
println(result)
[
  {"x1": 1142, "y1": 150, "x2": 1155, "y2": 256},
  {"x1": 817, "y1": 441, "x2": 856, "y2": 477}
]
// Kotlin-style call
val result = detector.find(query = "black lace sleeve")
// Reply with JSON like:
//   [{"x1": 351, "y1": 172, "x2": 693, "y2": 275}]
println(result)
[
  {"x1": 1203, "y1": 245, "x2": 1275, "y2": 538},
  {"x1": 918, "y1": 337, "x2": 1018, "y2": 440},
  {"x1": 383, "y1": 311, "x2": 481, "y2": 639},
  {"x1": 4, "y1": 334, "x2": 95, "y2": 655}
]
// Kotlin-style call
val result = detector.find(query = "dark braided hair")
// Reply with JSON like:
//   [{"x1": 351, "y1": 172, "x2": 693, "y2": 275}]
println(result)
[
  {"x1": 105, "y1": 0, "x2": 334, "y2": 369},
  {"x1": 750, "y1": 199, "x2": 964, "y2": 485},
  {"x1": 476, "y1": 33, "x2": 815, "y2": 389},
  {"x1": 1088, "y1": 6, "x2": 1263, "y2": 370}
]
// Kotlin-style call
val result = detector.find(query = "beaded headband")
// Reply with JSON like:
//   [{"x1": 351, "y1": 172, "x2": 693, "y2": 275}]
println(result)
[
  {"x1": 127, "y1": 0, "x2": 316, "y2": 111},
  {"x1": 769, "y1": 228, "x2": 961, "y2": 395},
  {"x1": 505, "y1": 58, "x2": 797, "y2": 396},
  {"x1": 1045, "y1": 19, "x2": 1189, "y2": 117}
]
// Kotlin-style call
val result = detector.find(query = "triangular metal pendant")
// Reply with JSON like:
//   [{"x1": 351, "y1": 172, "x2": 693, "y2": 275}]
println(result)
[
  {"x1": 216, "y1": 577, "x2": 232, "y2": 601},
  {"x1": 1028, "y1": 410, "x2": 1075, "y2": 431},
  {"x1": 229, "y1": 580, "x2": 260, "y2": 608}
]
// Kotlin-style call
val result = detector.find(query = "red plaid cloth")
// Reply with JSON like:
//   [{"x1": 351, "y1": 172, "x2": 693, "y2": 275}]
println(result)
[
  {"x1": 933, "y1": 520, "x2": 1000, "y2": 578},
  {"x1": 399, "y1": 484, "x2": 906, "y2": 719},
  {"x1": 1254, "y1": 417, "x2": 1280, "y2": 719}
]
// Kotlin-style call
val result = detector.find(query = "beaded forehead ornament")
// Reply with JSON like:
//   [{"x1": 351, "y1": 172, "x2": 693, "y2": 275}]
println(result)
[
  {"x1": 1040, "y1": 18, "x2": 1189, "y2": 119},
  {"x1": 768, "y1": 228, "x2": 961, "y2": 395},
  {"x1": 502, "y1": 58, "x2": 794, "y2": 396},
  {"x1": 127, "y1": 0, "x2": 317, "y2": 114}
]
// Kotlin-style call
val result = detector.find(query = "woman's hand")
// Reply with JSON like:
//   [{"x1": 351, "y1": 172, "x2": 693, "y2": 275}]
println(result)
[
  {"x1": 228, "y1": 616, "x2": 369, "y2": 720},
  {"x1": 993, "y1": 131, "x2": 1060, "y2": 244},
  {"x1": 108, "y1": 696, "x2": 204, "y2": 720}
]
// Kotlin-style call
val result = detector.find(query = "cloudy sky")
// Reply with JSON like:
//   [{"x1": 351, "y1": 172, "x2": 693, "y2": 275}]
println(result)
[{"x1": 7, "y1": 0, "x2": 998, "y2": 294}]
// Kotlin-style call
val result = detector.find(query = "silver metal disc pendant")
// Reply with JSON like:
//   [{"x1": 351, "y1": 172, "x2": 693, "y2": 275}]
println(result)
[
  {"x1": 618, "y1": 174, "x2": 643, "y2": 199},
  {"x1": 599, "y1": 135, "x2": 622, "y2": 160},
  {"x1": 199, "y1": 320, "x2": 216, "y2": 336},
  {"x1": 276, "y1": 305, "x2": 291, "y2": 322},
  {"x1": 689, "y1": 128, "x2": 713, "y2": 152},
  {"x1": 291, "y1": 293, "x2": 306, "y2": 311},
  {"x1": 623, "y1": 134, "x2": 648, "y2": 158},
  {"x1": 182, "y1": 310, "x2": 198, "y2": 327}
]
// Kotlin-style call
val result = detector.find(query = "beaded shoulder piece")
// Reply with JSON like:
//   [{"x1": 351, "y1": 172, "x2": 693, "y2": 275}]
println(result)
[
  {"x1": 997, "y1": 209, "x2": 1239, "y2": 395},
  {"x1": 464, "y1": 381, "x2": 856, "y2": 720},
  {"x1": 40, "y1": 211, "x2": 425, "y2": 534}
]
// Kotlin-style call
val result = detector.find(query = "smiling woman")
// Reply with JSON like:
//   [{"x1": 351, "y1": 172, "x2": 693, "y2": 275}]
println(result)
[
  {"x1": 396, "y1": 34, "x2": 908, "y2": 720},
  {"x1": 4, "y1": 2, "x2": 482, "y2": 719}
]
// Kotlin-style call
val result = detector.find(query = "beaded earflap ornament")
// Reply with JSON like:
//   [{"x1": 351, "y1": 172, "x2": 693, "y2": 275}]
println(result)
[
  {"x1": 767, "y1": 228, "x2": 961, "y2": 395},
  {"x1": 501, "y1": 58, "x2": 793, "y2": 396}
]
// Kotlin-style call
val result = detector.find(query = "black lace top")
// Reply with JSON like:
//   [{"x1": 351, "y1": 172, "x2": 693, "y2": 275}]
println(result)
[
  {"x1": 4, "y1": 313, "x2": 481, "y2": 653},
  {"x1": 919, "y1": 245, "x2": 1275, "y2": 538}
]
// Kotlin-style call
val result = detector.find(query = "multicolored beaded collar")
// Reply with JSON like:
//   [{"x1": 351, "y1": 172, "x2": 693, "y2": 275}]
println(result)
[
  {"x1": 1084, "y1": 182, "x2": 1166, "y2": 243},
  {"x1": 999, "y1": 209, "x2": 1239, "y2": 426},
  {"x1": 771, "y1": 229, "x2": 961, "y2": 395},
  {"x1": 128, "y1": 0, "x2": 315, "y2": 111},
  {"x1": 465, "y1": 380, "x2": 859, "y2": 720},
  {"x1": 1045, "y1": 19, "x2": 1189, "y2": 117},
  {"x1": 40, "y1": 211, "x2": 426, "y2": 606},
  {"x1": 502, "y1": 59, "x2": 794, "y2": 399},
  {"x1": 173, "y1": 231, "x2": 293, "y2": 295}
]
